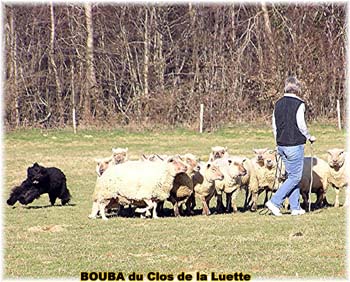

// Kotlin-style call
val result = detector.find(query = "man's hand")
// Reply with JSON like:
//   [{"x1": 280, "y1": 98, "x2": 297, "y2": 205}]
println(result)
[{"x1": 309, "y1": 136, "x2": 316, "y2": 143}]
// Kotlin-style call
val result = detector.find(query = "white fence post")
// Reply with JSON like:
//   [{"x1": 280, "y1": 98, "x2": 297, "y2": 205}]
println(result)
[
  {"x1": 337, "y1": 99, "x2": 341, "y2": 130},
  {"x1": 199, "y1": 104, "x2": 204, "y2": 133}
]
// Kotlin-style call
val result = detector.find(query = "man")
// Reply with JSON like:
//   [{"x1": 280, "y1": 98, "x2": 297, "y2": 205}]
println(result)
[{"x1": 266, "y1": 76, "x2": 316, "y2": 216}]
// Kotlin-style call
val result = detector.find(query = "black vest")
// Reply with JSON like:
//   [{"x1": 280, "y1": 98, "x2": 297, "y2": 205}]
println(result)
[{"x1": 274, "y1": 96, "x2": 307, "y2": 146}]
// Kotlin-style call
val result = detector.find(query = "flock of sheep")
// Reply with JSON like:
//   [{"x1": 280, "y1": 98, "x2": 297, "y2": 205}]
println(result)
[{"x1": 89, "y1": 146, "x2": 349, "y2": 220}]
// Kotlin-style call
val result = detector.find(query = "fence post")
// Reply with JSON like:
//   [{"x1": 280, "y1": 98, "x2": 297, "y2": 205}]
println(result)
[
  {"x1": 199, "y1": 104, "x2": 204, "y2": 133},
  {"x1": 337, "y1": 99, "x2": 341, "y2": 130}
]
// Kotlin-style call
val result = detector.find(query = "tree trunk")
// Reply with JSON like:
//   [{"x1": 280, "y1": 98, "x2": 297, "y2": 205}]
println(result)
[
  {"x1": 50, "y1": 3, "x2": 62, "y2": 125},
  {"x1": 9, "y1": 7, "x2": 20, "y2": 127},
  {"x1": 84, "y1": 3, "x2": 98, "y2": 121}
]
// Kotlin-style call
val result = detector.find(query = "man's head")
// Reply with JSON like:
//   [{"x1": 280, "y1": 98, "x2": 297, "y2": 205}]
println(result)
[{"x1": 284, "y1": 76, "x2": 301, "y2": 94}]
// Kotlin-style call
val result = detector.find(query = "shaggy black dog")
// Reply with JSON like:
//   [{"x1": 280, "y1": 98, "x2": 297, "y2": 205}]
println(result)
[{"x1": 7, "y1": 163, "x2": 71, "y2": 206}]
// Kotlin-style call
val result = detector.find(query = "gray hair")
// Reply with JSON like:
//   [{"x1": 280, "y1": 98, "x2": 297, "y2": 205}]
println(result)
[{"x1": 284, "y1": 76, "x2": 301, "y2": 94}]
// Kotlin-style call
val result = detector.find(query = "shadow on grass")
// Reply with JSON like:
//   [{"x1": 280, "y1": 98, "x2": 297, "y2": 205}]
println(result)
[{"x1": 23, "y1": 203, "x2": 76, "y2": 209}]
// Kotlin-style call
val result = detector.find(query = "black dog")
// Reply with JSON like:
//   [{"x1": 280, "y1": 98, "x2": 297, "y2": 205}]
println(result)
[{"x1": 7, "y1": 163, "x2": 71, "y2": 206}]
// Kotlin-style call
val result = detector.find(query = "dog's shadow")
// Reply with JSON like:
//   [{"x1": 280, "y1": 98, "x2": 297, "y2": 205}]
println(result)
[{"x1": 21, "y1": 203, "x2": 76, "y2": 209}]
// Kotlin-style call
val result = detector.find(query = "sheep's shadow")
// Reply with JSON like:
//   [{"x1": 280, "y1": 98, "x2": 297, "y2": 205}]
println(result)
[{"x1": 22, "y1": 203, "x2": 76, "y2": 209}]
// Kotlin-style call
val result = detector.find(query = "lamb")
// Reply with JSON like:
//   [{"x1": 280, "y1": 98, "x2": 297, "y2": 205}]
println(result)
[
  {"x1": 248, "y1": 148, "x2": 286, "y2": 211},
  {"x1": 88, "y1": 157, "x2": 187, "y2": 220},
  {"x1": 189, "y1": 162, "x2": 224, "y2": 216},
  {"x1": 299, "y1": 156, "x2": 329, "y2": 211},
  {"x1": 326, "y1": 149, "x2": 348, "y2": 207},
  {"x1": 209, "y1": 146, "x2": 229, "y2": 162},
  {"x1": 215, "y1": 156, "x2": 251, "y2": 214}
]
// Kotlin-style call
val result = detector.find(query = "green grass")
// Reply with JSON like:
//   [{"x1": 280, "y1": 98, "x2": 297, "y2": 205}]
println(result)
[{"x1": 3, "y1": 124, "x2": 347, "y2": 279}]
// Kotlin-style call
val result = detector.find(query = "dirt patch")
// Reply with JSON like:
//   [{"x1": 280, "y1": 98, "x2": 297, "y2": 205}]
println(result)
[{"x1": 28, "y1": 224, "x2": 68, "y2": 233}]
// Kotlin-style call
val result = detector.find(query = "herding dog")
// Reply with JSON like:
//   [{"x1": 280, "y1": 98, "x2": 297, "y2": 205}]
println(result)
[{"x1": 7, "y1": 163, "x2": 71, "y2": 206}]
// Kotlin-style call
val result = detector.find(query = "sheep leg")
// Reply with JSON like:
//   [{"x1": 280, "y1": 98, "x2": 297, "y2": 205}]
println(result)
[
  {"x1": 226, "y1": 192, "x2": 234, "y2": 213},
  {"x1": 314, "y1": 189, "x2": 324, "y2": 209},
  {"x1": 243, "y1": 186, "x2": 250, "y2": 211},
  {"x1": 334, "y1": 188, "x2": 340, "y2": 208},
  {"x1": 88, "y1": 201, "x2": 100, "y2": 219},
  {"x1": 173, "y1": 202, "x2": 180, "y2": 217},
  {"x1": 200, "y1": 196, "x2": 210, "y2": 216},
  {"x1": 151, "y1": 201, "x2": 158, "y2": 219},
  {"x1": 300, "y1": 191, "x2": 310, "y2": 212},
  {"x1": 185, "y1": 196, "x2": 194, "y2": 215},
  {"x1": 99, "y1": 200, "x2": 109, "y2": 220},
  {"x1": 216, "y1": 193, "x2": 225, "y2": 214},
  {"x1": 250, "y1": 191, "x2": 258, "y2": 212},
  {"x1": 263, "y1": 190, "x2": 269, "y2": 205}
]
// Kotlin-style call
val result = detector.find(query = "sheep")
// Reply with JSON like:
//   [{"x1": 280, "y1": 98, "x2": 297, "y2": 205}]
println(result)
[
  {"x1": 147, "y1": 153, "x2": 199, "y2": 217},
  {"x1": 189, "y1": 162, "x2": 224, "y2": 216},
  {"x1": 215, "y1": 156, "x2": 251, "y2": 214},
  {"x1": 112, "y1": 147, "x2": 128, "y2": 164},
  {"x1": 326, "y1": 149, "x2": 348, "y2": 208},
  {"x1": 209, "y1": 146, "x2": 229, "y2": 162},
  {"x1": 88, "y1": 157, "x2": 187, "y2": 220},
  {"x1": 167, "y1": 153, "x2": 200, "y2": 216},
  {"x1": 299, "y1": 156, "x2": 329, "y2": 211},
  {"x1": 248, "y1": 148, "x2": 286, "y2": 211}
]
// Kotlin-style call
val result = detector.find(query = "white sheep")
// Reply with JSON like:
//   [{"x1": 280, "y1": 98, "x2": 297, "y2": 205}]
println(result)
[
  {"x1": 88, "y1": 157, "x2": 187, "y2": 220},
  {"x1": 216, "y1": 156, "x2": 252, "y2": 214},
  {"x1": 248, "y1": 148, "x2": 286, "y2": 211},
  {"x1": 214, "y1": 156, "x2": 248, "y2": 213},
  {"x1": 189, "y1": 162, "x2": 224, "y2": 216},
  {"x1": 326, "y1": 149, "x2": 348, "y2": 207}
]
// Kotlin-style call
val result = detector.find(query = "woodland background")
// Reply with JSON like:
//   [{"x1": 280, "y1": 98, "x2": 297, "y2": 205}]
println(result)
[{"x1": 3, "y1": 3, "x2": 347, "y2": 130}]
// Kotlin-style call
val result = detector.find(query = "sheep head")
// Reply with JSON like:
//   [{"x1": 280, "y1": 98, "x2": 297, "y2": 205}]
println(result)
[
  {"x1": 167, "y1": 157, "x2": 187, "y2": 176},
  {"x1": 204, "y1": 163, "x2": 224, "y2": 182},
  {"x1": 112, "y1": 147, "x2": 128, "y2": 164},
  {"x1": 182, "y1": 153, "x2": 200, "y2": 174},
  {"x1": 95, "y1": 156, "x2": 113, "y2": 176},
  {"x1": 210, "y1": 146, "x2": 228, "y2": 161},
  {"x1": 327, "y1": 148, "x2": 346, "y2": 171}
]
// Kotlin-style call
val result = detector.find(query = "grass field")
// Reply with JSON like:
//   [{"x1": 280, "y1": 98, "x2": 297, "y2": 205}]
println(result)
[{"x1": 3, "y1": 123, "x2": 348, "y2": 280}]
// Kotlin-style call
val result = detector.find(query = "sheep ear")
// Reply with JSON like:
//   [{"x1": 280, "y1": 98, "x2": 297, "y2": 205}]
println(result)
[
  {"x1": 327, "y1": 150, "x2": 332, "y2": 155},
  {"x1": 141, "y1": 154, "x2": 147, "y2": 161},
  {"x1": 125, "y1": 148, "x2": 128, "y2": 152},
  {"x1": 112, "y1": 148, "x2": 116, "y2": 153},
  {"x1": 224, "y1": 146, "x2": 228, "y2": 152},
  {"x1": 94, "y1": 158, "x2": 101, "y2": 164},
  {"x1": 156, "y1": 154, "x2": 164, "y2": 161}
]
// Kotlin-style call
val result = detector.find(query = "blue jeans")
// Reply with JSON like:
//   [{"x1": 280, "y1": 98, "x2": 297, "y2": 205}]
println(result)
[{"x1": 270, "y1": 145, "x2": 304, "y2": 210}]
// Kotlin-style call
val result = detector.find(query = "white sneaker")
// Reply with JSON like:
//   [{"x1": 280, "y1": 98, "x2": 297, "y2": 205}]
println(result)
[
  {"x1": 265, "y1": 201, "x2": 282, "y2": 216},
  {"x1": 291, "y1": 208, "x2": 306, "y2": 216}
]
